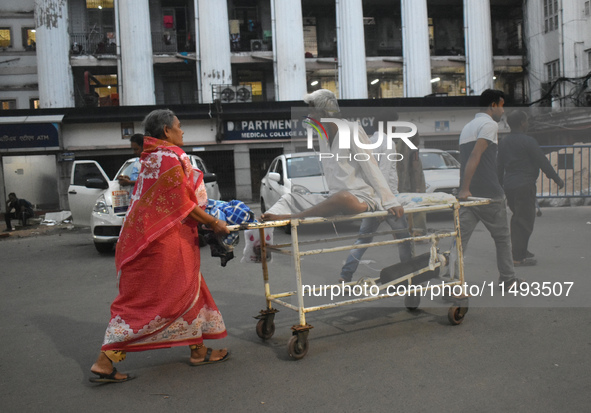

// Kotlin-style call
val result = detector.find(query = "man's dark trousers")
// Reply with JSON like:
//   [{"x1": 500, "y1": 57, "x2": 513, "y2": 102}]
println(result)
[{"x1": 505, "y1": 184, "x2": 537, "y2": 262}]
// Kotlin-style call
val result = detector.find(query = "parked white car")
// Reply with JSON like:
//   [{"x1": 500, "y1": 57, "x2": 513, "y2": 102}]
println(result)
[
  {"x1": 68, "y1": 155, "x2": 220, "y2": 253},
  {"x1": 258, "y1": 150, "x2": 457, "y2": 218},
  {"x1": 419, "y1": 148, "x2": 461, "y2": 195},
  {"x1": 259, "y1": 152, "x2": 328, "y2": 213}
]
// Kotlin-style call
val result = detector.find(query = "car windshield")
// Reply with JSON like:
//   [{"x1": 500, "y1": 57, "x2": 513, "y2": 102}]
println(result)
[
  {"x1": 286, "y1": 156, "x2": 323, "y2": 178},
  {"x1": 420, "y1": 152, "x2": 460, "y2": 170},
  {"x1": 191, "y1": 156, "x2": 207, "y2": 173},
  {"x1": 116, "y1": 159, "x2": 138, "y2": 180}
]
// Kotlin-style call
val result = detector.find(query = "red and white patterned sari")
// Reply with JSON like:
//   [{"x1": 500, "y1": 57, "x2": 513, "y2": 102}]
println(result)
[{"x1": 101, "y1": 137, "x2": 226, "y2": 353}]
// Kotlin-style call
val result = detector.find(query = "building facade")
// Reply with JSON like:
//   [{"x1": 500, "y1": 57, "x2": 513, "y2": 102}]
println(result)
[{"x1": 1, "y1": 0, "x2": 591, "y2": 210}]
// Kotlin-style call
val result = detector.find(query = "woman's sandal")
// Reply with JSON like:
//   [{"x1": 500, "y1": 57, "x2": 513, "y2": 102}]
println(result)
[
  {"x1": 89, "y1": 367, "x2": 135, "y2": 384},
  {"x1": 190, "y1": 347, "x2": 230, "y2": 367}
]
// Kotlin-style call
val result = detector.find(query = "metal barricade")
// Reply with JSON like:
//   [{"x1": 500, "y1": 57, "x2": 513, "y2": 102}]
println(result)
[{"x1": 538, "y1": 144, "x2": 591, "y2": 199}]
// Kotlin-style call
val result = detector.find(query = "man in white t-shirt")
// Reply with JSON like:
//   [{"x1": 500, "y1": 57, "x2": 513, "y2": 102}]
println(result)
[{"x1": 457, "y1": 89, "x2": 524, "y2": 290}]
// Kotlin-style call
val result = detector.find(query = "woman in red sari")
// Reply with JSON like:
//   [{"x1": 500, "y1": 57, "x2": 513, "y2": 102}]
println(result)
[{"x1": 90, "y1": 109, "x2": 230, "y2": 383}]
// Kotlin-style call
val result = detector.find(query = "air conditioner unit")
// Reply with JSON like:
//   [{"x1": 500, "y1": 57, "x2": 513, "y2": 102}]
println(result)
[
  {"x1": 250, "y1": 39, "x2": 267, "y2": 52},
  {"x1": 235, "y1": 85, "x2": 252, "y2": 103},
  {"x1": 215, "y1": 85, "x2": 237, "y2": 103}
]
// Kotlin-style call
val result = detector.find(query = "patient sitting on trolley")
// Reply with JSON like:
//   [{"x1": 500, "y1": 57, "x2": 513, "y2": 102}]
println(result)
[
  {"x1": 261, "y1": 89, "x2": 406, "y2": 224},
  {"x1": 260, "y1": 90, "x2": 414, "y2": 283}
]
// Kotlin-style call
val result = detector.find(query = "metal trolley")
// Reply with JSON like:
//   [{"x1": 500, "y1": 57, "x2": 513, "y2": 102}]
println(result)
[{"x1": 227, "y1": 198, "x2": 490, "y2": 360}]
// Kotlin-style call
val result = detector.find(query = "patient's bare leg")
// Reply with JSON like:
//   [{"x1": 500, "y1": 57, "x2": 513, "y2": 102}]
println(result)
[{"x1": 261, "y1": 191, "x2": 368, "y2": 221}]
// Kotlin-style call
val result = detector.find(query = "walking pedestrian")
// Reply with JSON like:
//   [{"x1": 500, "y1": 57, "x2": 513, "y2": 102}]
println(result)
[
  {"x1": 497, "y1": 109, "x2": 564, "y2": 266},
  {"x1": 89, "y1": 109, "x2": 230, "y2": 383},
  {"x1": 457, "y1": 89, "x2": 525, "y2": 289}
]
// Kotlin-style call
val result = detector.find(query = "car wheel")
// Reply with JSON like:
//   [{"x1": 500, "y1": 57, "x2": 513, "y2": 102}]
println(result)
[{"x1": 94, "y1": 242, "x2": 114, "y2": 254}]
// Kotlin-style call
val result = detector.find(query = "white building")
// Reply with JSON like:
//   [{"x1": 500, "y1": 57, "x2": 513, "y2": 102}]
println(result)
[{"x1": 1, "y1": 0, "x2": 591, "y2": 210}]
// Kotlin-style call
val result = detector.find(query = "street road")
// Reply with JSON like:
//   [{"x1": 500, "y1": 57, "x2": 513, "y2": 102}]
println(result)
[{"x1": 1, "y1": 206, "x2": 590, "y2": 412}]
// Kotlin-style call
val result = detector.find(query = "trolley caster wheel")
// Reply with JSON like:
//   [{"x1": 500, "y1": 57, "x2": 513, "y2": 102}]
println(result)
[
  {"x1": 288, "y1": 335, "x2": 309, "y2": 360},
  {"x1": 404, "y1": 294, "x2": 421, "y2": 311},
  {"x1": 448, "y1": 304, "x2": 469, "y2": 325},
  {"x1": 256, "y1": 318, "x2": 275, "y2": 340}
]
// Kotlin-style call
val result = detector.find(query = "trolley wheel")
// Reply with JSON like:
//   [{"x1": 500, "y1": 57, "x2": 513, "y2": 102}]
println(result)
[
  {"x1": 447, "y1": 304, "x2": 469, "y2": 325},
  {"x1": 255, "y1": 318, "x2": 275, "y2": 340},
  {"x1": 288, "y1": 335, "x2": 309, "y2": 360},
  {"x1": 404, "y1": 294, "x2": 421, "y2": 311}
]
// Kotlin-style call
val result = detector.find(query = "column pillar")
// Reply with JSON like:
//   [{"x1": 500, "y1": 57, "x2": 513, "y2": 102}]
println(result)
[
  {"x1": 464, "y1": 0, "x2": 494, "y2": 95},
  {"x1": 336, "y1": 0, "x2": 368, "y2": 99},
  {"x1": 272, "y1": 0, "x2": 307, "y2": 101},
  {"x1": 196, "y1": 0, "x2": 232, "y2": 103},
  {"x1": 401, "y1": 0, "x2": 431, "y2": 97},
  {"x1": 233, "y1": 145, "x2": 252, "y2": 201},
  {"x1": 34, "y1": 0, "x2": 74, "y2": 108},
  {"x1": 118, "y1": 0, "x2": 155, "y2": 105}
]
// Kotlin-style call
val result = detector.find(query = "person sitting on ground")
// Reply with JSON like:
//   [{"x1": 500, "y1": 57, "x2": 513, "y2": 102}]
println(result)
[
  {"x1": 117, "y1": 133, "x2": 144, "y2": 187},
  {"x1": 260, "y1": 89, "x2": 405, "y2": 223},
  {"x1": 497, "y1": 109, "x2": 564, "y2": 267},
  {"x1": 4, "y1": 193, "x2": 34, "y2": 231}
]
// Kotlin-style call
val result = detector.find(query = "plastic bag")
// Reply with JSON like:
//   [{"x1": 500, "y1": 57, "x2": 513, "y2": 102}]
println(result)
[{"x1": 241, "y1": 228, "x2": 273, "y2": 263}]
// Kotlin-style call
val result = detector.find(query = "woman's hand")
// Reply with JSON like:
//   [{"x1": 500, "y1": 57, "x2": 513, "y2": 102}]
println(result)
[
  {"x1": 187, "y1": 205, "x2": 230, "y2": 236},
  {"x1": 209, "y1": 218, "x2": 230, "y2": 236}
]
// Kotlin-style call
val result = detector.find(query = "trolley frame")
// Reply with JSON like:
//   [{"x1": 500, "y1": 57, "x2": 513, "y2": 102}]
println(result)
[{"x1": 227, "y1": 198, "x2": 490, "y2": 359}]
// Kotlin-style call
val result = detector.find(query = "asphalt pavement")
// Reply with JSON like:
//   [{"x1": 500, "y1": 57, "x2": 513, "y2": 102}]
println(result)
[{"x1": 1, "y1": 205, "x2": 590, "y2": 412}]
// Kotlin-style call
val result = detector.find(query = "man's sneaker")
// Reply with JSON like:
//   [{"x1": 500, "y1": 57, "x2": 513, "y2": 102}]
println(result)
[
  {"x1": 498, "y1": 277, "x2": 527, "y2": 290},
  {"x1": 3, "y1": 228, "x2": 14, "y2": 232},
  {"x1": 514, "y1": 257, "x2": 537, "y2": 267},
  {"x1": 525, "y1": 251, "x2": 535, "y2": 258}
]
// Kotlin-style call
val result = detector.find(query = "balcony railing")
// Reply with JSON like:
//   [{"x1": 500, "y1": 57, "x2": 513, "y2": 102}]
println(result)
[
  {"x1": 70, "y1": 32, "x2": 116, "y2": 56},
  {"x1": 70, "y1": 31, "x2": 197, "y2": 56},
  {"x1": 151, "y1": 31, "x2": 195, "y2": 54}
]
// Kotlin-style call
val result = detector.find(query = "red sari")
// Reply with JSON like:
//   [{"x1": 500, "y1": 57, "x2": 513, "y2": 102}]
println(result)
[{"x1": 101, "y1": 137, "x2": 226, "y2": 353}]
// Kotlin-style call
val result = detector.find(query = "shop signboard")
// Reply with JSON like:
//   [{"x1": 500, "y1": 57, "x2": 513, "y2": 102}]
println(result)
[
  {"x1": 0, "y1": 123, "x2": 60, "y2": 150},
  {"x1": 223, "y1": 119, "x2": 307, "y2": 141}
]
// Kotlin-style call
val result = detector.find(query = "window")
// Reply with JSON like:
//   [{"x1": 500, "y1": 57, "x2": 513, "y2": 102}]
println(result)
[
  {"x1": 86, "y1": 0, "x2": 113, "y2": 8},
  {"x1": 30, "y1": 98, "x2": 39, "y2": 109},
  {"x1": 287, "y1": 156, "x2": 323, "y2": 178},
  {"x1": 0, "y1": 28, "x2": 11, "y2": 48},
  {"x1": 585, "y1": 1, "x2": 590, "y2": 16},
  {"x1": 1, "y1": 100, "x2": 17, "y2": 110},
  {"x1": 73, "y1": 163, "x2": 105, "y2": 186},
  {"x1": 543, "y1": 0, "x2": 559, "y2": 33},
  {"x1": 22, "y1": 28, "x2": 36, "y2": 50},
  {"x1": 86, "y1": 0, "x2": 115, "y2": 54},
  {"x1": 546, "y1": 60, "x2": 560, "y2": 81}
]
